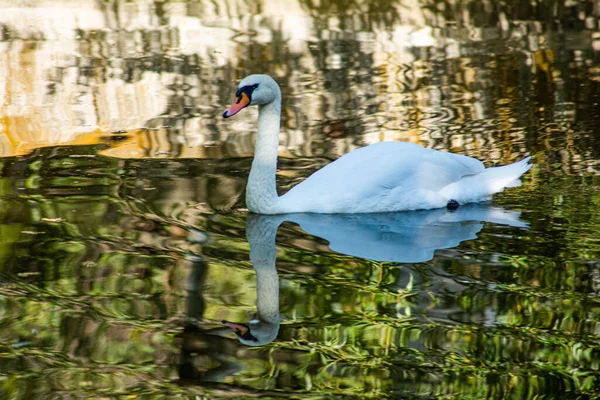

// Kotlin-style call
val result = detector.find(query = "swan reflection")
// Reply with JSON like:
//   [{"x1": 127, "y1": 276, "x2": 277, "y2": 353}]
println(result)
[
  {"x1": 222, "y1": 214, "x2": 281, "y2": 346},
  {"x1": 223, "y1": 204, "x2": 528, "y2": 346},
  {"x1": 279, "y1": 203, "x2": 528, "y2": 263}
]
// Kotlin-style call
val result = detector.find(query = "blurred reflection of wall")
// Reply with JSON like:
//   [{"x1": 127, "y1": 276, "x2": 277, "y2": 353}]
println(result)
[{"x1": 0, "y1": 0, "x2": 598, "y2": 172}]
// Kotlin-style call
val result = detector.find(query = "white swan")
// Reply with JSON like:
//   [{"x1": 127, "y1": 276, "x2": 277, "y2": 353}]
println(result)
[{"x1": 223, "y1": 74, "x2": 532, "y2": 214}]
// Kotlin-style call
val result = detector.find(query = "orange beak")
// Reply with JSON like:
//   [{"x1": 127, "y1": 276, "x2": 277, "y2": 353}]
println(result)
[{"x1": 223, "y1": 92, "x2": 251, "y2": 118}]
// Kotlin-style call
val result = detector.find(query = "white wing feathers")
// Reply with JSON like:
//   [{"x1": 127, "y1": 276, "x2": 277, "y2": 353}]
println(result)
[{"x1": 279, "y1": 142, "x2": 491, "y2": 212}]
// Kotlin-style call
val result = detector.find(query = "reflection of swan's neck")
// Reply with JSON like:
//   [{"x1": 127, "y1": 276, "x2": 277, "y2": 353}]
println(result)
[
  {"x1": 249, "y1": 214, "x2": 281, "y2": 325},
  {"x1": 247, "y1": 98, "x2": 282, "y2": 214},
  {"x1": 244, "y1": 214, "x2": 284, "y2": 346},
  {"x1": 254, "y1": 256, "x2": 279, "y2": 325}
]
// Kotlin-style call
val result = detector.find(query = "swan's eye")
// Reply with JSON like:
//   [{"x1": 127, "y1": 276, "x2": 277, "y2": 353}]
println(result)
[{"x1": 235, "y1": 84, "x2": 259, "y2": 98}]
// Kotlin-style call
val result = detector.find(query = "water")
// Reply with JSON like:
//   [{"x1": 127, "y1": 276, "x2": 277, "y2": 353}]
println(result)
[{"x1": 1, "y1": 0, "x2": 600, "y2": 398}]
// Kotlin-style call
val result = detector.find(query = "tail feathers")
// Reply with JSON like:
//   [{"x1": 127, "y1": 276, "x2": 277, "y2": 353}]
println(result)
[
  {"x1": 439, "y1": 157, "x2": 532, "y2": 204},
  {"x1": 505, "y1": 179, "x2": 522, "y2": 188}
]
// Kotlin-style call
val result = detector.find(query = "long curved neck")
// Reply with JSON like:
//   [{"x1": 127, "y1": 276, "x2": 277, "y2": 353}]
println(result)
[{"x1": 246, "y1": 98, "x2": 282, "y2": 213}]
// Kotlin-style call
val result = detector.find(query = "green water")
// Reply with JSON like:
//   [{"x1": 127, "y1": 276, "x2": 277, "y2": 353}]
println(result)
[{"x1": 1, "y1": 1, "x2": 600, "y2": 398}]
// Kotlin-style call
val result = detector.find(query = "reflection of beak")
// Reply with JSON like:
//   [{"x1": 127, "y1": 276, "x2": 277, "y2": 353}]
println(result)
[
  {"x1": 222, "y1": 320, "x2": 249, "y2": 335},
  {"x1": 223, "y1": 92, "x2": 250, "y2": 118}
]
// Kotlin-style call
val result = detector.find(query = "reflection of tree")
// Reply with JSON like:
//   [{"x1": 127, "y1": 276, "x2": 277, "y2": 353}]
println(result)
[
  {"x1": 299, "y1": 0, "x2": 402, "y2": 26},
  {"x1": 3, "y1": 0, "x2": 600, "y2": 174},
  {"x1": 421, "y1": 0, "x2": 594, "y2": 30},
  {"x1": 1, "y1": 145, "x2": 600, "y2": 396},
  {"x1": 2, "y1": 0, "x2": 600, "y2": 397}
]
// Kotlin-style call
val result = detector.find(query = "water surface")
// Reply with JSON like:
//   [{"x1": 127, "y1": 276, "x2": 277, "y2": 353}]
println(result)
[{"x1": 1, "y1": 0, "x2": 600, "y2": 398}]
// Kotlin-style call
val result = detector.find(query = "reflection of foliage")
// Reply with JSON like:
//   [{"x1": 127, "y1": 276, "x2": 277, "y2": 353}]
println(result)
[
  {"x1": 1, "y1": 145, "x2": 600, "y2": 397},
  {"x1": 2, "y1": 0, "x2": 600, "y2": 396},
  {"x1": 421, "y1": 0, "x2": 597, "y2": 29},
  {"x1": 299, "y1": 0, "x2": 401, "y2": 27}
]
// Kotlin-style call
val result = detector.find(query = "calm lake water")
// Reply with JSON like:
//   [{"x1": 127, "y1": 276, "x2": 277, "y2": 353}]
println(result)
[{"x1": 1, "y1": 0, "x2": 600, "y2": 398}]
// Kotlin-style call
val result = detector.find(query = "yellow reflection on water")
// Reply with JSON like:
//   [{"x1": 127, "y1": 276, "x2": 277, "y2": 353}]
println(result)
[
  {"x1": 0, "y1": 0, "x2": 597, "y2": 173},
  {"x1": 0, "y1": 0, "x2": 447, "y2": 160}
]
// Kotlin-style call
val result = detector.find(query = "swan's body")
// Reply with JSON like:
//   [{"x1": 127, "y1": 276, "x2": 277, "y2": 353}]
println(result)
[{"x1": 224, "y1": 74, "x2": 531, "y2": 214}]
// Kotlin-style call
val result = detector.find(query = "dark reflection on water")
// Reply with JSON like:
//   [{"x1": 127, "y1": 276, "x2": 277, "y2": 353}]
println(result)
[
  {"x1": 1, "y1": 145, "x2": 600, "y2": 398},
  {"x1": 1, "y1": 0, "x2": 600, "y2": 398}
]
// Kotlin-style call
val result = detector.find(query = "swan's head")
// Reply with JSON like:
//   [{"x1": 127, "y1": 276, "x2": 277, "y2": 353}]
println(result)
[
  {"x1": 222, "y1": 318, "x2": 280, "y2": 347},
  {"x1": 223, "y1": 74, "x2": 280, "y2": 118}
]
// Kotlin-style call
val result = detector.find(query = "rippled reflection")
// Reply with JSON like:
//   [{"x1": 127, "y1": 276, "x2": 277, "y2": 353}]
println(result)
[
  {"x1": 215, "y1": 206, "x2": 528, "y2": 349},
  {"x1": 0, "y1": 146, "x2": 599, "y2": 397},
  {"x1": 1, "y1": 0, "x2": 600, "y2": 398},
  {"x1": 0, "y1": 0, "x2": 599, "y2": 174}
]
